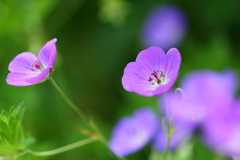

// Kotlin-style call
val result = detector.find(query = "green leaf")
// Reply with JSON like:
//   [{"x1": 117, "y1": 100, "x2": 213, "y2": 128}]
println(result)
[
  {"x1": 15, "y1": 101, "x2": 24, "y2": 112},
  {"x1": 8, "y1": 106, "x2": 15, "y2": 117},
  {"x1": 1, "y1": 111, "x2": 8, "y2": 118},
  {"x1": 0, "y1": 101, "x2": 34, "y2": 157}
]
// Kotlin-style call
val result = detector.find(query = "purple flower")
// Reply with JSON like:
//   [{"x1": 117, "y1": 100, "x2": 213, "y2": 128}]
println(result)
[
  {"x1": 201, "y1": 100, "x2": 240, "y2": 157},
  {"x1": 109, "y1": 107, "x2": 158, "y2": 157},
  {"x1": 122, "y1": 46, "x2": 181, "y2": 97},
  {"x1": 141, "y1": 4, "x2": 187, "y2": 51},
  {"x1": 163, "y1": 70, "x2": 237, "y2": 124},
  {"x1": 180, "y1": 70, "x2": 237, "y2": 122},
  {"x1": 6, "y1": 38, "x2": 57, "y2": 86},
  {"x1": 153, "y1": 91, "x2": 196, "y2": 152},
  {"x1": 153, "y1": 70, "x2": 237, "y2": 152}
]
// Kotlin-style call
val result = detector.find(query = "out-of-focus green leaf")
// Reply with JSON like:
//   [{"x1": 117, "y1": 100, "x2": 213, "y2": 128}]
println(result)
[
  {"x1": 0, "y1": 101, "x2": 34, "y2": 159},
  {"x1": 0, "y1": 111, "x2": 8, "y2": 119},
  {"x1": 98, "y1": 0, "x2": 131, "y2": 26}
]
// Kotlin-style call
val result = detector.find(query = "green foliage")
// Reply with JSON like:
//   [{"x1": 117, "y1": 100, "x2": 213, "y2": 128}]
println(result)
[
  {"x1": 0, "y1": 102, "x2": 34, "y2": 159},
  {"x1": 98, "y1": 0, "x2": 131, "y2": 26}
]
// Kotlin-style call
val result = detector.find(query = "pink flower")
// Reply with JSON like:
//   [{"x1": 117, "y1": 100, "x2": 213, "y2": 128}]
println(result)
[
  {"x1": 109, "y1": 107, "x2": 158, "y2": 157},
  {"x1": 141, "y1": 4, "x2": 187, "y2": 51},
  {"x1": 6, "y1": 38, "x2": 57, "y2": 86},
  {"x1": 122, "y1": 46, "x2": 181, "y2": 97}
]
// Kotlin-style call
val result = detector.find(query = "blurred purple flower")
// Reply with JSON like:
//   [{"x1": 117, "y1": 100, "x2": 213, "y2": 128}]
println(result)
[
  {"x1": 141, "y1": 4, "x2": 187, "y2": 51},
  {"x1": 201, "y1": 100, "x2": 240, "y2": 157},
  {"x1": 109, "y1": 107, "x2": 158, "y2": 157},
  {"x1": 6, "y1": 38, "x2": 57, "y2": 86},
  {"x1": 180, "y1": 70, "x2": 237, "y2": 122},
  {"x1": 153, "y1": 91, "x2": 196, "y2": 152},
  {"x1": 122, "y1": 46, "x2": 181, "y2": 97},
  {"x1": 153, "y1": 69, "x2": 238, "y2": 152},
  {"x1": 164, "y1": 70, "x2": 237, "y2": 124}
]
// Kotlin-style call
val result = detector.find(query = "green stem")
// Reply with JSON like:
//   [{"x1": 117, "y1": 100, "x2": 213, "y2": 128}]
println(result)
[
  {"x1": 162, "y1": 118, "x2": 172, "y2": 160},
  {"x1": 27, "y1": 137, "x2": 98, "y2": 156},
  {"x1": 49, "y1": 77, "x2": 88, "y2": 124},
  {"x1": 49, "y1": 77, "x2": 127, "y2": 160},
  {"x1": 162, "y1": 136, "x2": 171, "y2": 160}
]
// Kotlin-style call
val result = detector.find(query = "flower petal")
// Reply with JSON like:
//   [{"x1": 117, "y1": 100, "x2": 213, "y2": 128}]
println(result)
[
  {"x1": 122, "y1": 62, "x2": 155, "y2": 96},
  {"x1": 164, "y1": 48, "x2": 181, "y2": 80},
  {"x1": 8, "y1": 52, "x2": 40, "y2": 75},
  {"x1": 26, "y1": 67, "x2": 52, "y2": 84},
  {"x1": 6, "y1": 72, "x2": 39, "y2": 86},
  {"x1": 181, "y1": 70, "x2": 237, "y2": 112},
  {"x1": 136, "y1": 46, "x2": 166, "y2": 72},
  {"x1": 38, "y1": 38, "x2": 57, "y2": 68},
  {"x1": 109, "y1": 107, "x2": 158, "y2": 157}
]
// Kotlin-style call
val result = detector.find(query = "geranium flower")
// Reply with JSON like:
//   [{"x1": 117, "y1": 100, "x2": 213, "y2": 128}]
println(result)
[
  {"x1": 141, "y1": 4, "x2": 187, "y2": 51},
  {"x1": 202, "y1": 100, "x2": 240, "y2": 157},
  {"x1": 6, "y1": 38, "x2": 57, "y2": 86},
  {"x1": 109, "y1": 107, "x2": 158, "y2": 157},
  {"x1": 161, "y1": 70, "x2": 237, "y2": 124},
  {"x1": 122, "y1": 46, "x2": 181, "y2": 97},
  {"x1": 154, "y1": 70, "x2": 238, "y2": 154}
]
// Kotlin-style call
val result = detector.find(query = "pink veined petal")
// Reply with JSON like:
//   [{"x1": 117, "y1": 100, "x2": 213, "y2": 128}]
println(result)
[
  {"x1": 136, "y1": 46, "x2": 166, "y2": 72},
  {"x1": 122, "y1": 62, "x2": 154, "y2": 96},
  {"x1": 26, "y1": 67, "x2": 52, "y2": 83},
  {"x1": 6, "y1": 72, "x2": 40, "y2": 86},
  {"x1": 8, "y1": 52, "x2": 40, "y2": 75},
  {"x1": 38, "y1": 38, "x2": 57, "y2": 69},
  {"x1": 164, "y1": 48, "x2": 181, "y2": 80}
]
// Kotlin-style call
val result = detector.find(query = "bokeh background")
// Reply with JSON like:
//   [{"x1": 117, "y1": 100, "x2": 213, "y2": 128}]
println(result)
[{"x1": 1, "y1": 0, "x2": 240, "y2": 159}]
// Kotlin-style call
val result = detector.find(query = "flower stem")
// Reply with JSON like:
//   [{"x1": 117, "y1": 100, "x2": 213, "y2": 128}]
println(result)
[
  {"x1": 49, "y1": 77, "x2": 127, "y2": 160},
  {"x1": 162, "y1": 118, "x2": 172, "y2": 160},
  {"x1": 162, "y1": 136, "x2": 171, "y2": 160},
  {"x1": 27, "y1": 137, "x2": 98, "y2": 156},
  {"x1": 49, "y1": 77, "x2": 88, "y2": 124}
]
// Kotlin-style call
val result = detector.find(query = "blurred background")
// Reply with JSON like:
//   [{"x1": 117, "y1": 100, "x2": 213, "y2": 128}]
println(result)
[{"x1": 1, "y1": 0, "x2": 240, "y2": 159}]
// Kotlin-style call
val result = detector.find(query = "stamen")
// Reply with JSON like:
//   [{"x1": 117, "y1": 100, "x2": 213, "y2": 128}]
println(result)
[
  {"x1": 148, "y1": 77, "x2": 153, "y2": 82},
  {"x1": 148, "y1": 70, "x2": 166, "y2": 85},
  {"x1": 160, "y1": 71, "x2": 165, "y2": 77},
  {"x1": 31, "y1": 61, "x2": 42, "y2": 71}
]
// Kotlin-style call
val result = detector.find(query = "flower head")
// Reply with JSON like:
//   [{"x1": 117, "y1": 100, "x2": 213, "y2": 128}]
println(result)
[
  {"x1": 155, "y1": 69, "x2": 238, "y2": 153},
  {"x1": 109, "y1": 107, "x2": 158, "y2": 157},
  {"x1": 122, "y1": 46, "x2": 181, "y2": 97},
  {"x1": 161, "y1": 70, "x2": 237, "y2": 124},
  {"x1": 201, "y1": 100, "x2": 240, "y2": 157},
  {"x1": 141, "y1": 4, "x2": 187, "y2": 51},
  {"x1": 6, "y1": 38, "x2": 57, "y2": 86}
]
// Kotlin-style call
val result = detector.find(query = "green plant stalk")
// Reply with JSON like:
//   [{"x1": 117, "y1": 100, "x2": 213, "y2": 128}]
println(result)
[
  {"x1": 162, "y1": 118, "x2": 172, "y2": 160},
  {"x1": 49, "y1": 77, "x2": 127, "y2": 160},
  {"x1": 162, "y1": 136, "x2": 171, "y2": 160},
  {"x1": 49, "y1": 77, "x2": 88, "y2": 125},
  {"x1": 27, "y1": 137, "x2": 98, "y2": 156}
]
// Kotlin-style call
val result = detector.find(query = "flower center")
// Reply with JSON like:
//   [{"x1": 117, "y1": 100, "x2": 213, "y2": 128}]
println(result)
[
  {"x1": 148, "y1": 70, "x2": 166, "y2": 86},
  {"x1": 31, "y1": 61, "x2": 42, "y2": 71}
]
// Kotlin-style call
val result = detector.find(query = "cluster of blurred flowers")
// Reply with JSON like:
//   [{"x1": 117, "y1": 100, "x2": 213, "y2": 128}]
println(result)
[
  {"x1": 108, "y1": 5, "x2": 240, "y2": 156},
  {"x1": 110, "y1": 67, "x2": 240, "y2": 158}
]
